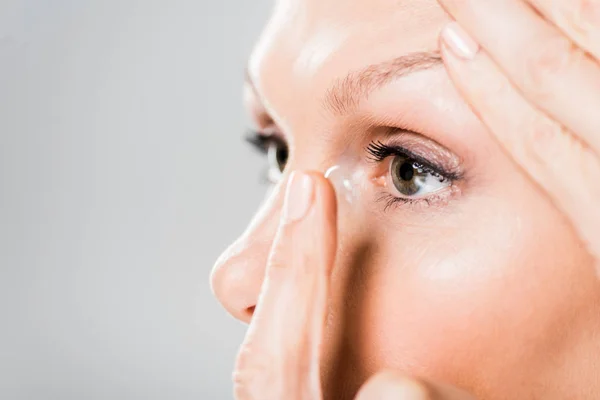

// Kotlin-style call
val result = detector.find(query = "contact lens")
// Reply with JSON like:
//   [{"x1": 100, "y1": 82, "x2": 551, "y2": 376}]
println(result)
[{"x1": 325, "y1": 164, "x2": 359, "y2": 205}]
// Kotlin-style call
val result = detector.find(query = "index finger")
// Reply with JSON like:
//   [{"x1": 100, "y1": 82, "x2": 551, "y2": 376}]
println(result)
[{"x1": 233, "y1": 171, "x2": 338, "y2": 400}]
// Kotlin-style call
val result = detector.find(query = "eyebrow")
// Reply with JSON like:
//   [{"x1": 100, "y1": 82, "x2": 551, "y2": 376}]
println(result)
[
  {"x1": 245, "y1": 50, "x2": 442, "y2": 117},
  {"x1": 323, "y1": 51, "x2": 442, "y2": 116}
]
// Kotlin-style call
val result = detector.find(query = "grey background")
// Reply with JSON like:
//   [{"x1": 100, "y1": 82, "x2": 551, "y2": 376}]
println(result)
[{"x1": 0, "y1": 1, "x2": 271, "y2": 399}]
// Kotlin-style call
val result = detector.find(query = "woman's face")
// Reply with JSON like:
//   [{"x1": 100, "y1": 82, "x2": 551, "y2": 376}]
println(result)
[{"x1": 212, "y1": 0, "x2": 600, "y2": 398}]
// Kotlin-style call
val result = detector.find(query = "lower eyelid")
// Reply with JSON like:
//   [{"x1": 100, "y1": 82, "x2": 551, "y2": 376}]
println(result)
[{"x1": 375, "y1": 185, "x2": 459, "y2": 212}]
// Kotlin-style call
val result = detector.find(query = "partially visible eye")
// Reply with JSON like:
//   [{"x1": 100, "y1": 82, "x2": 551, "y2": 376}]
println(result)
[
  {"x1": 366, "y1": 140, "x2": 460, "y2": 209},
  {"x1": 389, "y1": 155, "x2": 449, "y2": 198},
  {"x1": 246, "y1": 130, "x2": 289, "y2": 183},
  {"x1": 267, "y1": 138, "x2": 289, "y2": 175}
]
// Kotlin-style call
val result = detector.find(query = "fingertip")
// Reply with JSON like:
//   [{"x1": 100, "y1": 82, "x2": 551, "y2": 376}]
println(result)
[
  {"x1": 270, "y1": 170, "x2": 338, "y2": 276},
  {"x1": 305, "y1": 171, "x2": 337, "y2": 216},
  {"x1": 305, "y1": 171, "x2": 338, "y2": 269},
  {"x1": 355, "y1": 371, "x2": 432, "y2": 400},
  {"x1": 357, "y1": 371, "x2": 477, "y2": 400}
]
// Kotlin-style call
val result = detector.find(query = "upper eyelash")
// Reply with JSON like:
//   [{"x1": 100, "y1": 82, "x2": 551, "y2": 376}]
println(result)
[
  {"x1": 365, "y1": 140, "x2": 462, "y2": 181},
  {"x1": 246, "y1": 130, "x2": 277, "y2": 154}
]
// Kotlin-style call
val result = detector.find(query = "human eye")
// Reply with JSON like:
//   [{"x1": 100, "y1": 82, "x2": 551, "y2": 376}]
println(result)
[
  {"x1": 366, "y1": 140, "x2": 463, "y2": 210},
  {"x1": 246, "y1": 130, "x2": 289, "y2": 183}
]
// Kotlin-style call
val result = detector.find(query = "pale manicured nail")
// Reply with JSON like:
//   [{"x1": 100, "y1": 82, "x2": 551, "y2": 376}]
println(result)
[
  {"x1": 283, "y1": 171, "x2": 314, "y2": 223},
  {"x1": 441, "y1": 21, "x2": 480, "y2": 60}
]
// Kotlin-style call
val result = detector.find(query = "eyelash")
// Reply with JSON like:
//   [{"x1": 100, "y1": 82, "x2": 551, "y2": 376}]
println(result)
[
  {"x1": 245, "y1": 130, "x2": 287, "y2": 183},
  {"x1": 245, "y1": 130, "x2": 284, "y2": 154},
  {"x1": 376, "y1": 192, "x2": 438, "y2": 211},
  {"x1": 365, "y1": 140, "x2": 461, "y2": 210},
  {"x1": 246, "y1": 131, "x2": 461, "y2": 211}
]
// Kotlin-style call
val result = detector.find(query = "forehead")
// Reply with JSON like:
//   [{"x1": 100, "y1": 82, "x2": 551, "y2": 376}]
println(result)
[{"x1": 248, "y1": 0, "x2": 451, "y2": 130}]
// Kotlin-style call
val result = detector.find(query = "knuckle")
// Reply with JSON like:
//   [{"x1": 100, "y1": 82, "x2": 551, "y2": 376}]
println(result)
[
  {"x1": 522, "y1": 34, "x2": 580, "y2": 98},
  {"x1": 265, "y1": 236, "x2": 296, "y2": 276},
  {"x1": 530, "y1": 116, "x2": 563, "y2": 147},
  {"x1": 522, "y1": 115, "x2": 566, "y2": 168},
  {"x1": 470, "y1": 74, "x2": 508, "y2": 116},
  {"x1": 467, "y1": 75, "x2": 498, "y2": 108},
  {"x1": 233, "y1": 343, "x2": 277, "y2": 399},
  {"x1": 268, "y1": 237, "x2": 311, "y2": 277},
  {"x1": 564, "y1": 0, "x2": 600, "y2": 36},
  {"x1": 265, "y1": 245, "x2": 287, "y2": 273}
]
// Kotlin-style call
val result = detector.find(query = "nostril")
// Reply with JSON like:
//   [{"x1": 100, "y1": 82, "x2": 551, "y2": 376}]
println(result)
[
  {"x1": 211, "y1": 235, "x2": 272, "y2": 324},
  {"x1": 239, "y1": 305, "x2": 256, "y2": 323}
]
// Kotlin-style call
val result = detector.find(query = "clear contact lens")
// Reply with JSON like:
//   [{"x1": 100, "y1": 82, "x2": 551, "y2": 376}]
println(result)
[{"x1": 325, "y1": 164, "x2": 359, "y2": 205}]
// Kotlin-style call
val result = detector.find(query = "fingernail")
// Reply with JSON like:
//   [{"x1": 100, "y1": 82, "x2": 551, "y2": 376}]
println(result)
[
  {"x1": 441, "y1": 21, "x2": 480, "y2": 60},
  {"x1": 283, "y1": 171, "x2": 314, "y2": 223}
]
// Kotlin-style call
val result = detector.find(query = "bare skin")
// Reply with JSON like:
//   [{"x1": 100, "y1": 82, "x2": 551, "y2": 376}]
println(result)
[{"x1": 211, "y1": 0, "x2": 600, "y2": 398}]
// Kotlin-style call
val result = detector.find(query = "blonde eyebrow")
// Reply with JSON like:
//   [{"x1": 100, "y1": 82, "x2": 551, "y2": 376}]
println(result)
[
  {"x1": 244, "y1": 51, "x2": 442, "y2": 118},
  {"x1": 322, "y1": 51, "x2": 443, "y2": 116}
]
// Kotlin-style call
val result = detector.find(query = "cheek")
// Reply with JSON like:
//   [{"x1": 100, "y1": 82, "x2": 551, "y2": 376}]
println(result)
[{"x1": 354, "y1": 184, "x2": 596, "y2": 389}]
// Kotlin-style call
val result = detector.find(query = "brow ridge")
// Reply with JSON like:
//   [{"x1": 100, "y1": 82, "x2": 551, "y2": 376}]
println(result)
[{"x1": 323, "y1": 51, "x2": 443, "y2": 116}]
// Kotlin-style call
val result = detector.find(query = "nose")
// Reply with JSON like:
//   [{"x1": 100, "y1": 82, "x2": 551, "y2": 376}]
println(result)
[{"x1": 210, "y1": 182, "x2": 286, "y2": 324}]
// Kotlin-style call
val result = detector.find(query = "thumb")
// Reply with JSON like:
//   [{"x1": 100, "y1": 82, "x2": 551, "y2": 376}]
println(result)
[{"x1": 355, "y1": 371, "x2": 477, "y2": 400}]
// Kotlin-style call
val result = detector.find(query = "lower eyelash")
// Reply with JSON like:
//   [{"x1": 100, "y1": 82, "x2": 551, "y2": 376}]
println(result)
[
  {"x1": 375, "y1": 184, "x2": 459, "y2": 212},
  {"x1": 376, "y1": 192, "x2": 434, "y2": 212}
]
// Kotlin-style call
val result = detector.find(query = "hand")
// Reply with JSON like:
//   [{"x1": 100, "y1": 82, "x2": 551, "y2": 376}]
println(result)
[
  {"x1": 435, "y1": 0, "x2": 600, "y2": 272},
  {"x1": 232, "y1": 171, "x2": 476, "y2": 400}
]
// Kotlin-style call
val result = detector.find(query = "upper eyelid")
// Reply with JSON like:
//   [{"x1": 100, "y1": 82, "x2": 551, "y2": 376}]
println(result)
[
  {"x1": 365, "y1": 141, "x2": 461, "y2": 181},
  {"x1": 392, "y1": 146, "x2": 459, "y2": 180}
]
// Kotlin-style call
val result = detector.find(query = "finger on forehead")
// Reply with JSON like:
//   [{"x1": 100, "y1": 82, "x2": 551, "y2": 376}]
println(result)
[
  {"x1": 440, "y1": 35, "x2": 600, "y2": 264},
  {"x1": 437, "y1": 0, "x2": 600, "y2": 156},
  {"x1": 234, "y1": 172, "x2": 337, "y2": 400}
]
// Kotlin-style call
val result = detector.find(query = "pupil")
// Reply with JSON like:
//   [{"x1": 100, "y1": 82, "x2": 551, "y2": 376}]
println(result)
[
  {"x1": 399, "y1": 162, "x2": 414, "y2": 181},
  {"x1": 277, "y1": 147, "x2": 288, "y2": 169}
]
